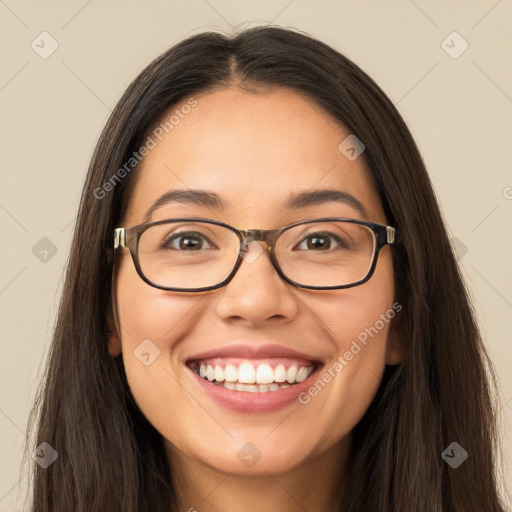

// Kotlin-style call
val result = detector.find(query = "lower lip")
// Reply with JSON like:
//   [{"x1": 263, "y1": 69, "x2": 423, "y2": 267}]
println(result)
[{"x1": 187, "y1": 365, "x2": 321, "y2": 413}]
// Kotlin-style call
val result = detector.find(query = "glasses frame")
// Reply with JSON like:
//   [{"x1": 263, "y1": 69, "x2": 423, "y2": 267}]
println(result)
[{"x1": 113, "y1": 217, "x2": 399, "y2": 292}]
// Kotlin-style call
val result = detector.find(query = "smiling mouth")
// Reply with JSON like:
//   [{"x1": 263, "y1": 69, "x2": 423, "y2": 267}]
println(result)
[{"x1": 187, "y1": 359, "x2": 318, "y2": 393}]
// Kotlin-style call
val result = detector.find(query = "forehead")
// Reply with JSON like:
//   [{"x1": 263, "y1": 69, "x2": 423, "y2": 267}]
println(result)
[{"x1": 123, "y1": 87, "x2": 385, "y2": 227}]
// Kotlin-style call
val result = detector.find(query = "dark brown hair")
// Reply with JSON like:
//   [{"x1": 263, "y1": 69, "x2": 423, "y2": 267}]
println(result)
[{"x1": 26, "y1": 25, "x2": 508, "y2": 511}]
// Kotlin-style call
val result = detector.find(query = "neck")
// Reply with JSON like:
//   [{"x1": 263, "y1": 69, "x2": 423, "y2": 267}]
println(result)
[{"x1": 166, "y1": 436, "x2": 350, "y2": 512}]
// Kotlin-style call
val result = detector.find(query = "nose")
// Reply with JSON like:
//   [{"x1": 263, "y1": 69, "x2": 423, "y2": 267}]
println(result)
[{"x1": 213, "y1": 240, "x2": 299, "y2": 327}]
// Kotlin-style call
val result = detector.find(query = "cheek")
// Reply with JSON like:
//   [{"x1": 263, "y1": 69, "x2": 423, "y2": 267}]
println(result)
[
  {"x1": 296, "y1": 252, "x2": 396, "y2": 444},
  {"x1": 312, "y1": 248, "x2": 395, "y2": 354},
  {"x1": 115, "y1": 254, "x2": 202, "y2": 342},
  {"x1": 114, "y1": 258, "x2": 201, "y2": 418},
  {"x1": 296, "y1": 312, "x2": 393, "y2": 453}
]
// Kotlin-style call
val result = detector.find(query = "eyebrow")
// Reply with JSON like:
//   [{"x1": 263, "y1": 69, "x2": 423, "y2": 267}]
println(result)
[{"x1": 143, "y1": 188, "x2": 369, "y2": 223}]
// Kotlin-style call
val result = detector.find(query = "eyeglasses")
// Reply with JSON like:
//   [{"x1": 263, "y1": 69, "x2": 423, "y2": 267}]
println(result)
[{"x1": 113, "y1": 217, "x2": 399, "y2": 292}]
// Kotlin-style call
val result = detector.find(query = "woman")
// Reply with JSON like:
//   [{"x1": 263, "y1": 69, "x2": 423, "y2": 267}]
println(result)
[{"x1": 28, "y1": 26, "x2": 508, "y2": 511}]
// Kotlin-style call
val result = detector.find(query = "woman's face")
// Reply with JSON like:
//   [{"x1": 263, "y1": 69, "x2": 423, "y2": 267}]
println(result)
[{"x1": 110, "y1": 86, "x2": 400, "y2": 477}]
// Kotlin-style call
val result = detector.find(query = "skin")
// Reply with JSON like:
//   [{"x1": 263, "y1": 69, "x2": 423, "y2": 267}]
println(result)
[{"x1": 108, "y1": 86, "x2": 401, "y2": 512}]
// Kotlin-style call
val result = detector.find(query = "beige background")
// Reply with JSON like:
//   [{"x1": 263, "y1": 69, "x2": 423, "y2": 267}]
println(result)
[{"x1": 1, "y1": 0, "x2": 511, "y2": 509}]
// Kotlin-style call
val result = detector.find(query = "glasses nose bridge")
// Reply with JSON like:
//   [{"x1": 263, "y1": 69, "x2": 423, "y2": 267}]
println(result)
[{"x1": 240, "y1": 227, "x2": 279, "y2": 249}]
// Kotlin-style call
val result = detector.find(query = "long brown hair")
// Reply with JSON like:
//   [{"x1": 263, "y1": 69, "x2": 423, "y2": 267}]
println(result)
[{"x1": 26, "y1": 26, "x2": 508, "y2": 511}]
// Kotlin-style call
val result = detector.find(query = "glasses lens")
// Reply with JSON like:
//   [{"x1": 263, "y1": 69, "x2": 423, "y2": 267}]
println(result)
[
  {"x1": 276, "y1": 221, "x2": 376, "y2": 287},
  {"x1": 137, "y1": 220, "x2": 376, "y2": 290},
  {"x1": 138, "y1": 221, "x2": 241, "y2": 289}
]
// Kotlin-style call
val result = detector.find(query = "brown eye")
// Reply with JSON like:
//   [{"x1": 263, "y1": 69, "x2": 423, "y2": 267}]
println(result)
[
  {"x1": 294, "y1": 231, "x2": 349, "y2": 251},
  {"x1": 162, "y1": 231, "x2": 215, "y2": 251}
]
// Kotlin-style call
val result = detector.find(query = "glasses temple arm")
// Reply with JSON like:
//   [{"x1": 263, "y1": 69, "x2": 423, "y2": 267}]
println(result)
[{"x1": 114, "y1": 228, "x2": 126, "y2": 249}]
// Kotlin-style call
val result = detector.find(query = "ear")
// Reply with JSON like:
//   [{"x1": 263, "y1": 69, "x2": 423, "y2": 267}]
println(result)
[
  {"x1": 108, "y1": 330, "x2": 122, "y2": 357},
  {"x1": 106, "y1": 292, "x2": 122, "y2": 357},
  {"x1": 385, "y1": 313, "x2": 403, "y2": 366}
]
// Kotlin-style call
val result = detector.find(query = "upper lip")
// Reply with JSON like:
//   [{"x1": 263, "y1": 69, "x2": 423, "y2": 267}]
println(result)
[{"x1": 186, "y1": 343, "x2": 320, "y2": 363}]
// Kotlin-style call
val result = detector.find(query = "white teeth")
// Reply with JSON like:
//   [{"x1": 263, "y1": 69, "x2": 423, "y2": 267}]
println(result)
[
  {"x1": 224, "y1": 364, "x2": 238, "y2": 382},
  {"x1": 195, "y1": 361, "x2": 316, "y2": 388},
  {"x1": 216, "y1": 380, "x2": 297, "y2": 392},
  {"x1": 274, "y1": 364, "x2": 287, "y2": 382},
  {"x1": 238, "y1": 362, "x2": 256, "y2": 384},
  {"x1": 214, "y1": 365, "x2": 224, "y2": 382},
  {"x1": 286, "y1": 366, "x2": 297, "y2": 383},
  {"x1": 255, "y1": 363, "x2": 274, "y2": 384},
  {"x1": 296, "y1": 367, "x2": 309, "y2": 382}
]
